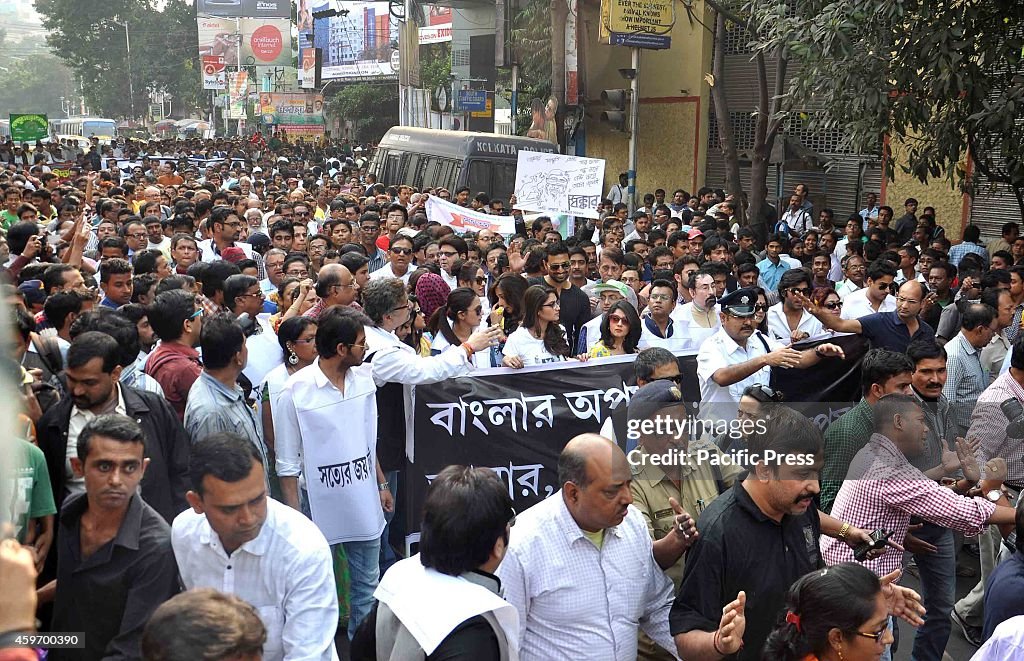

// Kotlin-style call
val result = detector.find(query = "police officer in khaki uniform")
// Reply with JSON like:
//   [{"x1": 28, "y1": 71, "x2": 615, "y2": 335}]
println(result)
[{"x1": 627, "y1": 379, "x2": 742, "y2": 660}]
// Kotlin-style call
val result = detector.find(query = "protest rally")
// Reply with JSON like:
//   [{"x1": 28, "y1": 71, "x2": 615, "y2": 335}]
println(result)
[{"x1": 2, "y1": 1, "x2": 1024, "y2": 661}]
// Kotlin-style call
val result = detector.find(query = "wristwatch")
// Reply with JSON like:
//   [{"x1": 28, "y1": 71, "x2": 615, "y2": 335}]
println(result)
[
  {"x1": 985, "y1": 489, "x2": 1003, "y2": 503},
  {"x1": 378, "y1": 481, "x2": 390, "y2": 492}
]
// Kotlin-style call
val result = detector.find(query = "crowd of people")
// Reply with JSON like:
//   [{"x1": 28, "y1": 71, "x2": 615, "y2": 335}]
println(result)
[{"x1": 2, "y1": 133, "x2": 1024, "y2": 661}]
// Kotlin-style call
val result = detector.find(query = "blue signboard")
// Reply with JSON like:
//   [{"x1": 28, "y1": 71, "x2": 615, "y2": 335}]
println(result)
[
  {"x1": 458, "y1": 89, "x2": 487, "y2": 112},
  {"x1": 610, "y1": 33, "x2": 671, "y2": 49}
]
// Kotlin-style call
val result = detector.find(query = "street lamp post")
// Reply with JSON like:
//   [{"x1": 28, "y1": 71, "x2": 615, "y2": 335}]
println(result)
[{"x1": 114, "y1": 20, "x2": 136, "y2": 121}]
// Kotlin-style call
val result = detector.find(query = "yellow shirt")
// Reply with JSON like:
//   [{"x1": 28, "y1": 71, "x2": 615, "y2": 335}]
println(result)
[{"x1": 581, "y1": 528, "x2": 605, "y2": 549}]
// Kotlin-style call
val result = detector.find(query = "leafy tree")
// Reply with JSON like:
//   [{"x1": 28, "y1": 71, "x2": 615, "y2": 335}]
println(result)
[
  {"x1": 35, "y1": 0, "x2": 202, "y2": 119},
  {"x1": 504, "y1": 0, "x2": 552, "y2": 134},
  {"x1": 325, "y1": 83, "x2": 399, "y2": 143},
  {"x1": 0, "y1": 51, "x2": 77, "y2": 116},
  {"x1": 758, "y1": 0, "x2": 1024, "y2": 216}
]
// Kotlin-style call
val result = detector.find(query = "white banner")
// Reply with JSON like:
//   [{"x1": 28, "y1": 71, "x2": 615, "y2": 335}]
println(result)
[
  {"x1": 425, "y1": 195, "x2": 517, "y2": 236},
  {"x1": 513, "y1": 151, "x2": 605, "y2": 219}
]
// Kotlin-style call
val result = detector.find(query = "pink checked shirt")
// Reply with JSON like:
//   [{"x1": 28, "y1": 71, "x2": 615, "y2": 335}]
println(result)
[{"x1": 822, "y1": 433, "x2": 995, "y2": 577}]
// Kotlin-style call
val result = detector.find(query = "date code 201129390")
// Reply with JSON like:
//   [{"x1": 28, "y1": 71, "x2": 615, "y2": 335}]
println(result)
[{"x1": 7, "y1": 633, "x2": 85, "y2": 649}]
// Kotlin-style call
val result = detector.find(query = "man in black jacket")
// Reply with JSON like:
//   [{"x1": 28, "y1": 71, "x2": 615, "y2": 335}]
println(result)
[{"x1": 37, "y1": 331, "x2": 190, "y2": 525}]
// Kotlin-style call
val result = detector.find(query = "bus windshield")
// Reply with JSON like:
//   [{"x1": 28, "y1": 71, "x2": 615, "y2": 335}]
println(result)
[{"x1": 83, "y1": 120, "x2": 116, "y2": 139}]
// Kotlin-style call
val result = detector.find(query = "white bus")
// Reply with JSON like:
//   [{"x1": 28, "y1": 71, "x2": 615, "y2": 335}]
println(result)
[{"x1": 57, "y1": 117, "x2": 117, "y2": 141}]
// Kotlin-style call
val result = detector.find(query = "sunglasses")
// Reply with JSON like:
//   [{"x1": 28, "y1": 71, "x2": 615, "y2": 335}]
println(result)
[
  {"x1": 391, "y1": 246, "x2": 413, "y2": 255},
  {"x1": 875, "y1": 281, "x2": 891, "y2": 290},
  {"x1": 789, "y1": 287, "x2": 812, "y2": 297},
  {"x1": 608, "y1": 314, "x2": 630, "y2": 325},
  {"x1": 824, "y1": 301, "x2": 843, "y2": 310}
]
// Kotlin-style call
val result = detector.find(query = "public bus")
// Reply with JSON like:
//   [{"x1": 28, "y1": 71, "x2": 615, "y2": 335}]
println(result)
[
  {"x1": 369, "y1": 127, "x2": 558, "y2": 202},
  {"x1": 57, "y1": 117, "x2": 118, "y2": 142},
  {"x1": 0, "y1": 120, "x2": 9, "y2": 140}
]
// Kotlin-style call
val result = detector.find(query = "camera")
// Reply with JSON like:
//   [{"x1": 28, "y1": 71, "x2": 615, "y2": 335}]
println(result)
[{"x1": 1001, "y1": 398, "x2": 1024, "y2": 438}]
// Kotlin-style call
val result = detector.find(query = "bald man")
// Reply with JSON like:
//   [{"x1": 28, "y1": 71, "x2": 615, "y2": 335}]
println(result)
[
  {"x1": 303, "y1": 264, "x2": 358, "y2": 321},
  {"x1": 497, "y1": 434, "x2": 687, "y2": 660},
  {"x1": 799, "y1": 279, "x2": 935, "y2": 353}
]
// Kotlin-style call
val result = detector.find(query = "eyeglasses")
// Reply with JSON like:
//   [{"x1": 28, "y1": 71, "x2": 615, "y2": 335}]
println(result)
[
  {"x1": 127, "y1": 232, "x2": 147, "y2": 239},
  {"x1": 753, "y1": 304, "x2": 769, "y2": 313},
  {"x1": 189, "y1": 308, "x2": 204, "y2": 319},
  {"x1": 541, "y1": 301, "x2": 561, "y2": 308},
  {"x1": 390, "y1": 303, "x2": 411, "y2": 314},
  {"x1": 238, "y1": 291, "x2": 265, "y2": 299},
  {"x1": 295, "y1": 211, "x2": 310, "y2": 216},
  {"x1": 824, "y1": 301, "x2": 843, "y2": 310},
  {"x1": 333, "y1": 282, "x2": 357, "y2": 290},
  {"x1": 439, "y1": 250, "x2": 459, "y2": 257},
  {"x1": 474, "y1": 276, "x2": 487, "y2": 284},
  {"x1": 346, "y1": 343, "x2": 368, "y2": 350},
  {"x1": 789, "y1": 287, "x2": 812, "y2": 297},
  {"x1": 875, "y1": 281, "x2": 891, "y2": 290},
  {"x1": 391, "y1": 246, "x2": 413, "y2": 255},
  {"x1": 608, "y1": 314, "x2": 630, "y2": 325},
  {"x1": 895, "y1": 296, "x2": 920, "y2": 305},
  {"x1": 472, "y1": 306, "x2": 483, "y2": 315},
  {"x1": 661, "y1": 374, "x2": 683, "y2": 386},
  {"x1": 286, "y1": 270, "x2": 309, "y2": 278},
  {"x1": 360, "y1": 225, "x2": 380, "y2": 233},
  {"x1": 850, "y1": 625, "x2": 889, "y2": 644},
  {"x1": 547, "y1": 262, "x2": 570, "y2": 271},
  {"x1": 649, "y1": 294, "x2": 673, "y2": 302}
]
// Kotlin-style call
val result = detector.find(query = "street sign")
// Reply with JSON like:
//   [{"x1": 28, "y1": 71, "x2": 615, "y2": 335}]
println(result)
[
  {"x1": 390, "y1": 50, "x2": 401, "y2": 73},
  {"x1": 458, "y1": 89, "x2": 487, "y2": 112},
  {"x1": 471, "y1": 95, "x2": 493, "y2": 118},
  {"x1": 599, "y1": 0, "x2": 674, "y2": 50}
]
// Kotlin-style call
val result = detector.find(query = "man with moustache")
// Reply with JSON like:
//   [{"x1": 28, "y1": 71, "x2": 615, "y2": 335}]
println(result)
[
  {"x1": 198, "y1": 206, "x2": 263, "y2": 278},
  {"x1": 671, "y1": 406, "x2": 924, "y2": 661}
]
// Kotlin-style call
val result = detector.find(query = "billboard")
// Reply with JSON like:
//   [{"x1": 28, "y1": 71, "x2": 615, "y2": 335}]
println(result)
[
  {"x1": 225, "y1": 71, "x2": 250, "y2": 119},
  {"x1": 258, "y1": 93, "x2": 325, "y2": 125},
  {"x1": 196, "y1": 0, "x2": 290, "y2": 18},
  {"x1": 197, "y1": 16, "x2": 292, "y2": 67},
  {"x1": 202, "y1": 55, "x2": 227, "y2": 89},
  {"x1": 599, "y1": 0, "x2": 674, "y2": 49},
  {"x1": 312, "y1": 2, "x2": 399, "y2": 80},
  {"x1": 419, "y1": 6, "x2": 452, "y2": 44}
]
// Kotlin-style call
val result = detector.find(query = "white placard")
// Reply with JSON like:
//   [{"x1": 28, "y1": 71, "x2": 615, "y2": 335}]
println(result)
[{"x1": 513, "y1": 152, "x2": 605, "y2": 219}]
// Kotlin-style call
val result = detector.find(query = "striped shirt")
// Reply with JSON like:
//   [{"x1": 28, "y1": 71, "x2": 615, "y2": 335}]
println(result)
[
  {"x1": 968, "y1": 371, "x2": 1024, "y2": 485},
  {"x1": 943, "y1": 332, "x2": 989, "y2": 436}
]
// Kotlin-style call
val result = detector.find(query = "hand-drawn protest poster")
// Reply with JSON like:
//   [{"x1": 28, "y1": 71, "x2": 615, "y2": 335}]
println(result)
[{"x1": 513, "y1": 152, "x2": 605, "y2": 219}]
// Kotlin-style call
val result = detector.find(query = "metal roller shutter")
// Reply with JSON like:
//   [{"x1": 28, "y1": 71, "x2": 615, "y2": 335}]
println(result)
[{"x1": 969, "y1": 180, "x2": 1023, "y2": 243}]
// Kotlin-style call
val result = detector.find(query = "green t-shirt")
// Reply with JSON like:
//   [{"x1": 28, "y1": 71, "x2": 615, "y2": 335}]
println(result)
[
  {"x1": 0, "y1": 210, "x2": 19, "y2": 231},
  {"x1": 8, "y1": 440, "x2": 57, "y2": 543}
]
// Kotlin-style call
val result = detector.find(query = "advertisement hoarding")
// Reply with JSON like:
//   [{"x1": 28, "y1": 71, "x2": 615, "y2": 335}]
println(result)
[
  {"x1": 9, "y1": 114, "x2": 49, "y2": 142},
  {"x1": 196, "y1": 0, "x2": 290, "y2": 18},
  {"x1": 419, "y1": 5, "x2": 451, "y2": 44},
  {"x1": 312, "y1": 1, "x2": 399, "y2": 80},
  {"x1": 258, "y1": 93, "x2": 325, "y2": 124},
  {"x1": 202, "y1": 55, "x2": 227, "y2": 90},
  {"x1": 225, "y1": 71, "x2": 250, "y2": 119},
  {"x1": 197, "y1": 16, "x2": 292, "y2": 67}
]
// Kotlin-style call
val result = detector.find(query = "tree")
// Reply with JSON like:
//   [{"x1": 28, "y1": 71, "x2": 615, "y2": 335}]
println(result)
[
  {"x1": 325, "y1": 83, "x2": 399, "y2": 143},
  {"x1": 505, "y1": 0, "x2": 552, "y2": 134},
  {"x1": 758, "y1": 0, "x2": 1024, "y2": 216},
  {"x1": 35, "y1": 0, "x2": 202, "y2": 119},
  {"x1": 702, "y1": 0, "x2": 792, "y2": 238},
  {"x1": 0, "y1": 52, "x2": 77, "y2": 116}
]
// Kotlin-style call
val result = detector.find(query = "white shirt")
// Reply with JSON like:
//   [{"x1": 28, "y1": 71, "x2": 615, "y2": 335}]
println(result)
[
  {"x1": 970, "y1": 615, "x2": 1024, "y2": 661},
  {"x1": 841, "y1": 288, "x2": 896, "y2": 320},
  {"x1": 66, "y1": 385, "x2": 127, "y2": 494},
  {"x1": 274, "y1": 360, "x2": 384, "y2": 543},
  {"x1": 198, "y1": 238, "x2": 254, "y2": 262},
  {"x1": 697, "y1": 327, "x2": 782, "y2": 408},
  {"x1": 440, "y1": 269, "x2": 458, "y2": 290},
  {"x1": 497, "y1": 494, "x2": 678, "y2": 661},
  {"x1": 766, "y1": 302, "x2": 825, "y2": 345},
  {"x1": 671, "y1": 302, "x2": 721, "y2": 349},
  {"x1": 779, "y1": 208, "x2": 813, "y2": 233},
  {"x1": 637, "y1": 316, "x2": 698, "y2": 353},
  {"x1": 369, "y1": 263, "x2": 412, "y2": 286},
  {"x1": 172, "y1": 499, "x2": 340, "y2": 661},
  {"x1": 503, "y1": 326, "x2": 568, "y2": 366},
  {"x1": 835, "y1": 279, "x2": 862, "y2": 301},
  {"x1": 431, "y1": 330, "x2": 492, "y2": 369}
]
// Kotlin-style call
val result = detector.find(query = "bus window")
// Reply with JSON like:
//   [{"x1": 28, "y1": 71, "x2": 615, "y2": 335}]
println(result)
[
  {"x1": 384, "y1": 153, "x2": 402, "y2": 186},
  {"x1": 404, "y1": 153, "x2": 422, "y2": 188},
  {"x1": 466, "y1": 160, "x2": 491, "y2": 195},
  {"x1": 493, "y1": 162, "x2": 517, "y2": 202}
]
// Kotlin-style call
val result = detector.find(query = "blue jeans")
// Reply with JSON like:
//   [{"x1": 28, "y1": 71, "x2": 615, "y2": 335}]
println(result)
[
  {"x1": 910, "y1": 522, "x2": 955, "y2": 661},
  {"x1": 379, "y1": 469, "x2": 399, "y2": 576},
  {"x1": 342, "y1": 538, "x2": 381, "y2": 639}
]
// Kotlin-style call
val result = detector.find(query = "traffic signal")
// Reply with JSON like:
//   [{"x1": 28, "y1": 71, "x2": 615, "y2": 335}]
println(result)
[{"x1": 600, "y1": 89, "x2": 630, "y2": 132}]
